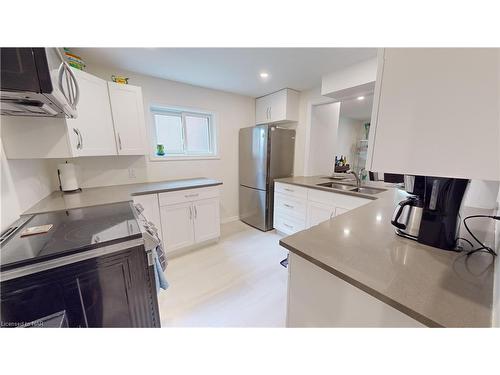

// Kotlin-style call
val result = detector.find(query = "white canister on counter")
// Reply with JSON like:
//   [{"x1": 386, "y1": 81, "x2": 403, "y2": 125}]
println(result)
[{"x1": 57, "y1": 162, "x2": 80, "y2": 192}]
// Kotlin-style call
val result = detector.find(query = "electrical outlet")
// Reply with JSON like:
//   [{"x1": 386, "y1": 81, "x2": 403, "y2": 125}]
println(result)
[{"x1": 128, "y1": 168, "x2": 136, "y2": 179}]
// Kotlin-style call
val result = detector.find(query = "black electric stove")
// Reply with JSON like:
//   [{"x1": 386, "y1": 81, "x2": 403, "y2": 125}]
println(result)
[{"x1": 0, "y1": 202, "x2": 141, "y2": 271}]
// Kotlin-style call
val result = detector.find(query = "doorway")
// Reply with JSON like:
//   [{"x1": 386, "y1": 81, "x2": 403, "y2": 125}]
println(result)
[{"x1": 305, "y1": 94, "x2": 373, "y2": 178}]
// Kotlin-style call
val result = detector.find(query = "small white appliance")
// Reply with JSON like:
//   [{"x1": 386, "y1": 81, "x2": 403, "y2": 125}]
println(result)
[{"x1": 57, "y1": 162, "x2": 80, "y2": 192}]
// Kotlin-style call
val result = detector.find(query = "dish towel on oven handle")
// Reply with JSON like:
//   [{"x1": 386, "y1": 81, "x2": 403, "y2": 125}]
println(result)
[{"x1": 153, "y1": 243, "x2": 169, "y2": 292}]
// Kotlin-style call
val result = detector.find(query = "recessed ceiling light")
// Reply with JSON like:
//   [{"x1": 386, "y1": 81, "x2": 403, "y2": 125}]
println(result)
[
  {"x1": 357, "y1": 96, "x2": 365, "y2": 101},
  {"x1": 260, "y1": 72, "x2": 269, "y2": 79}
]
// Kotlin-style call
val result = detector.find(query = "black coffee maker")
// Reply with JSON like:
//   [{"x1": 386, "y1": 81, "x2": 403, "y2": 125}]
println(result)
[{"x1": 394, "y1": 175, "x2": 469, "y2": 250}]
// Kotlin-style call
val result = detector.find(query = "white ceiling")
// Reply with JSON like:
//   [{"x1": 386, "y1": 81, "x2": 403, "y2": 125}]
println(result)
[
  {"x1": 339, "y1": 94, "x2": 374, "y2": 121},
  {"x1": 73, "y1": 48, "x2": 377, "y2": 97}
]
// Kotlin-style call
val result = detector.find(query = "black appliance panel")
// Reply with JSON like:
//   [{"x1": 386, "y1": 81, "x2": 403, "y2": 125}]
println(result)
[
  {"x1": 417, "y1": 177, "x2": 469, "y2": 250},
  {"x1": 1, "y1": 245, "x2": 160, "y2": 328}
]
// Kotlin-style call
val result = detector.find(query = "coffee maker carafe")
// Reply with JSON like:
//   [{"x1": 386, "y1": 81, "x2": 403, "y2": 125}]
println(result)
[{"x1": 391, "y1": 196, "x2": 423, "y2": 239}]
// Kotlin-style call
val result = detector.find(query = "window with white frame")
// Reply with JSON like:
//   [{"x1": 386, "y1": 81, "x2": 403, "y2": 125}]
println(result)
[{"x1": 150, "y1": 106, "x2": 217, "y2": 158}]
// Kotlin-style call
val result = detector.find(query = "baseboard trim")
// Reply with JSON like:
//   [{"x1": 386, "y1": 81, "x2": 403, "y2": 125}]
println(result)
[{"x1": 221, "y1": 216, "x2": 240, "y2": 224}]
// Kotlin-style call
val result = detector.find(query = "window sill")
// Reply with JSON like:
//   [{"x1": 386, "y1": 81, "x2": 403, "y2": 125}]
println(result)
[{"x1": 148, "y1": 154, "x2": 220, "y2": 162}]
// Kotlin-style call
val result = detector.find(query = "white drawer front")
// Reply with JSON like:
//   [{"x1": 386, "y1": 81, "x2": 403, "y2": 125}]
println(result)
[
  {"x1": 275, "y1": 182, "x2": 308, "y2": 199},
  {"x1": 274, "y1": 212, "x2": 306, "y2": 235},
  {"x1": 331, "y1": 193, "x2": 370, "y2": 211},
  {"x1": 307, "y1": 188, "x2": 336, "y2": 205},
  {"x1": 274, "y1": 192, "x2": 307, "y2": 219},
  {"x1": 159, "y1": 186, "x2": 220, "y2": 206},
  {"x1": 308, "y1": 188, "x2": 370, "y2": 211}
]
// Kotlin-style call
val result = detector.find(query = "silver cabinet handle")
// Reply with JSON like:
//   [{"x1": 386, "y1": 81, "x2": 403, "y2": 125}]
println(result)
[
  {"x1": 284, "y1": 188, "x2": 294, "y2": 192},
  {"x1": 117, "y1": 132, "x2": 122, "y2": 150},
  {"x1": 189, "y1": 206, "x2": 192, "y2": 220},
  {"x1": 269, "y1": 107, "x2": 271, "y2": 120},
  {"x1": 185, "y1": 193, "x2": 199, "y2": 198},
  {"x1": 79, "y1": 129, "x2": 83, "y2": 149},
  {"x1": 283, "y1": 223, "x2": 293, "y2": 229},
  {"x1": 73, "y1": 128, "x2": 82, "y2": 149},
  {"x1": 283, "y1": 203, "x2": 294, "y2": 209},
  {"x1": 194, "y1": 205, "x2": 197, "y2": 219}
]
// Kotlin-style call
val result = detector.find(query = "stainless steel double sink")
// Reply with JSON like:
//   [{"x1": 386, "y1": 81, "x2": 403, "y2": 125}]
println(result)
[{"x1": 316, "y1": 181, "x2": 386, "y2": 195}]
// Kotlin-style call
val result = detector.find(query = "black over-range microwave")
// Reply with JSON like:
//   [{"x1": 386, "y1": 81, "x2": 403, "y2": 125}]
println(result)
[{"x1": 0, "y1": 48, "x2": 79, "y2": 118}]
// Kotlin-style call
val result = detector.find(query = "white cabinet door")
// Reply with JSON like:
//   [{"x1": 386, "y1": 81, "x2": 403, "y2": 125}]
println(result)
[
  {"x1": 267, "y1": 90, "x2": 287, "y2": 123},
  {"x1": 66, "y1": 69, "x2": 117, "y2": 156},
  {"x1": 256, "y1": 95, "x2": 273, "y2": 124},
  {"x1": 255, "y1": 89, "x2": 299, "y2": 124},
  {"x1": 306, "y1": 201, "x2": 336, "y2": 228},
  {"x1": 108, "y1": 82, "x2": 146, "y2": 155},
  {"x1": 193, "y1": 198, "x2": 220, "y2": 243},
  {"x1": 133, "y1": 194, "x2": 163, "y2": 241},
  {"x1": 160, "y1": 202, "x2": 195, "y2": 253}
]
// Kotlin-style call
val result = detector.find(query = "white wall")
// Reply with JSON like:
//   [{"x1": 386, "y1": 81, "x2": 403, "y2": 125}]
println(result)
[
  {"x1": 321, "y1": 57, "x2": 378, "y2": 99},
  {"x1": 1, "y1": 119, "x2": 55, "y2": 231},
  {"x1": 294, "y1": 86, "x2": 334, "y2": 176},
  {"x1": 48, "y1": 65, "x2": 255, "y2": 222},
  {"x1": 336, "y1": 116, "x2": 365, "y2": 168},
  {"x1": 307, "y1": 102, "x2": 340, "y2": 175}
]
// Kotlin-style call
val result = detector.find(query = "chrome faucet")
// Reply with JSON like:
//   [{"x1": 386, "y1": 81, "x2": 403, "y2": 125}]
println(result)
[{"x1": 348, "y1": 170, "x2": 361, "y2": 189}]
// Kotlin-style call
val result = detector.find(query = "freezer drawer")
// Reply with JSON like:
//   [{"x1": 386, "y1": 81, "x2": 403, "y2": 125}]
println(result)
[{"x1": 239, "y1": 185, "x2": 272, "y2": 231}]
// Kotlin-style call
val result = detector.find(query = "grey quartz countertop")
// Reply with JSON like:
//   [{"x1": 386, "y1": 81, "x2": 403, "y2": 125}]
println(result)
[
  {"x1": 23, "y1": 178, "x2": 222, "y2": 216},
  {"x1": 277, "y1": 176, "x2": 494, "y2": 327}
]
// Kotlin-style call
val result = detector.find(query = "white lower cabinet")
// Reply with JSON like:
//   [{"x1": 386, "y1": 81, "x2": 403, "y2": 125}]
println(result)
[
  {"x1": 306, "y1": 201, "x2": 336, "y2": 228},
  {"x1": 287, "y1": 253, "x2": 424, "y2": 327},
  {"x1": 193, "y1": 198, "x2": 221, "y2": 243},
  {"x1": 160, "y1": 202, "x2": 196, "y2": 251},
  {"x1": 274, "y1": 182, "x2": 371, "y2": 235},
  {"x1": 159, "y1": 187, "x2": 221, "y2": 255},
  {"x1": 274, "y1": 213, "x2": 306, "y2": 235}
]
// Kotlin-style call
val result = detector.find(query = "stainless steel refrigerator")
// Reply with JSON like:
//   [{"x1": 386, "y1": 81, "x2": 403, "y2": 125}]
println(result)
[{"x1": 239, "y1": 125, "x2": 296, "y2": 231}]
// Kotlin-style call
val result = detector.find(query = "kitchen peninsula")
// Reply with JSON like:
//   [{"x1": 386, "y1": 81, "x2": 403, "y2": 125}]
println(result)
[{"x1": 277, "y1": 177, "x2": 495, "y2": 328}]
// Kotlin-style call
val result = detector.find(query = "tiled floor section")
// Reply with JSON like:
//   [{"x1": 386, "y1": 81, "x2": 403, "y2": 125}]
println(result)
[{"x1": 158, "y1": 221, "x2": 288, "y2": 327}]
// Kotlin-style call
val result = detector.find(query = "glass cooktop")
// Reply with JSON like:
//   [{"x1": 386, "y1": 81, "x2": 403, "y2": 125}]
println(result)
[{"x1": 0, "y1": 202, "x2": 141, "y2": 271}]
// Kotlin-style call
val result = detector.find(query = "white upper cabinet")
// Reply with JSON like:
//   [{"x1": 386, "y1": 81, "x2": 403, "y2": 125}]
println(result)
[
  {"x1": 66, "y1": 69, "x2": 117, "y2": 156},
  {"x1": 367, "y1": 48, "x2": 500, "y2": 181},
  {"x1": 108, "y1": 82, "x2": 146, "y2": 155},
  {"x1": 2, "y1": 68, "x2": 117, "y2": 159},
  {"x1": 1, "y1": 70, "x2": 147, "y2": 160},
  {"x1": 255, "y1": 89, "x2": 299, "y2": 124}
]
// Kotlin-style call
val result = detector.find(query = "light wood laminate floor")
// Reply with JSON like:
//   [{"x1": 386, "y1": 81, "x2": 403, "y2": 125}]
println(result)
[{"x1": 158, "y1": 220, "x2": 288, "y2": 327}]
